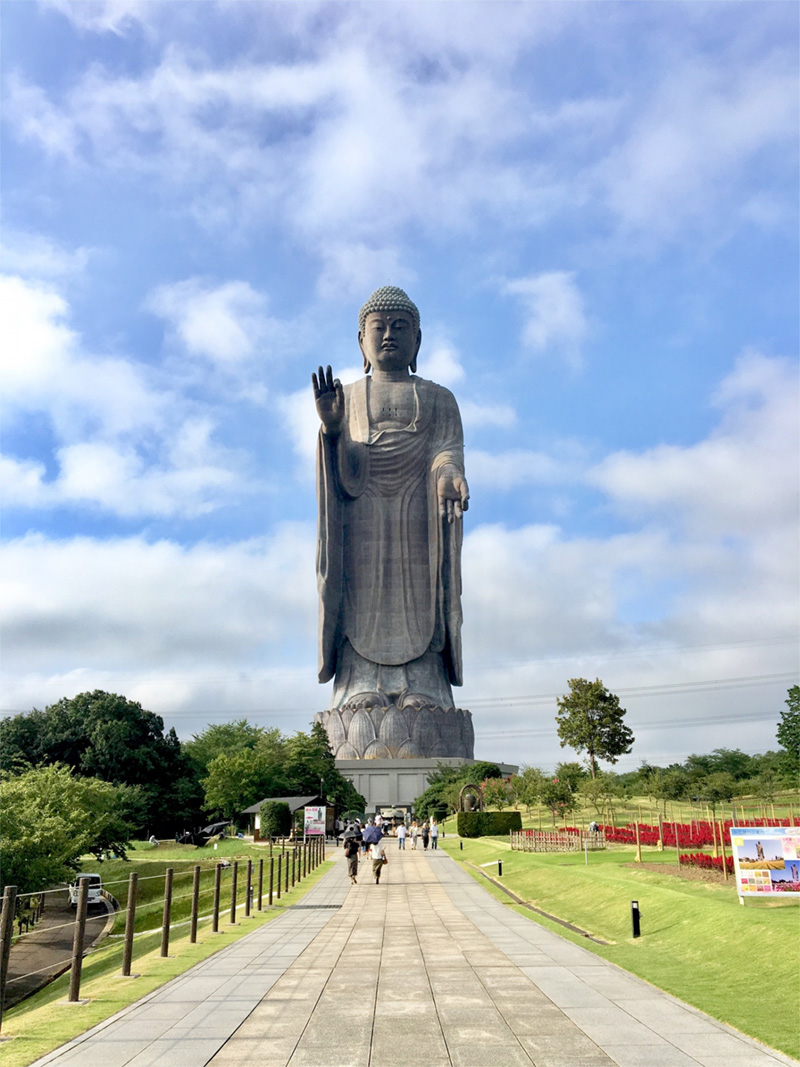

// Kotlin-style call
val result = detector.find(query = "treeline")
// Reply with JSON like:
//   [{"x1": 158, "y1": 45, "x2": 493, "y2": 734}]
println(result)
[{"x1": 0, "y1": 690, "x2": 365, "y2": 893}]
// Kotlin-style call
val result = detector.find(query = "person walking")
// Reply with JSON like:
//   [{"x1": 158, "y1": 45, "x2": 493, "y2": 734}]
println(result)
[
  {"x1": 422, "y1": 821, "x2": 430, "y2": 850},
  {"x1": 342, "y1": 825, "x2": 361, "y2": 884},
  {"x1": 430, "y1": 817, "x2": 439, "y2": 849},
  {"x1": 410, "y1": 821, "x2": 420, "y2": 850},
  {"x1": 396, "y1": 822, "x2": 407, "y2": 850},
  {"x1": 370, "y1": 839, "x2": 387, "y2": 884}
]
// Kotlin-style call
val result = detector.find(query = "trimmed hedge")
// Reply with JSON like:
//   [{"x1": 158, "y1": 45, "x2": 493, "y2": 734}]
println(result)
[{"x1": 457, "y1": 811, "x2": 522, "y2": 837}]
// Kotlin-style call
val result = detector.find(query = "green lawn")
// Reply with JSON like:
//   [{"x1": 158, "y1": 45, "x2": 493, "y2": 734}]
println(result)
[
  {"x1": 0, "y1": 845, "x2": 331, "y2": 1067},
  {"x1": 440, "y1": 836, "x2": 799, "y2": 1059}
]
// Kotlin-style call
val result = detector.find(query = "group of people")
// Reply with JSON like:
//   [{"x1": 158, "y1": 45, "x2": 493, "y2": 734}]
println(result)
[{"x1": 341, "y1": 815, "x2": 440, "y2": 885}]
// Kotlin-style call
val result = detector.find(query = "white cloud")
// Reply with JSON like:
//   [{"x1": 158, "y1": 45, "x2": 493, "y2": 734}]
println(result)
[
  {"x1": 598, "y1": 56, "x2": 797, "y2": 239},
  {"x1": 422, "y1": 336, "x2": 465, "y2": 388},
  {"x1": 146, "y1": 278, "x2": 283, "y2": 367},
  {"x1": 468, "y1": 448, "x2": 582, "y2": 490},
  {"x1": 44, "y1": 0, "x2": 152, "y2": 36},
  {"x1": 1, "y1": 229, "x2": 93, "y2": 279},
  {"x1": 0, "y1": 272, "x2": 247, "y2": 517},
  {"x1": 503, "y1": 272, "x2": 588, "y2": 368},
  {"x1": 590, "y1": 352, "x2": 799, "y2": 537},
  {"x1": 459, "y1": 401, "x2": 517, "y2": 430}
]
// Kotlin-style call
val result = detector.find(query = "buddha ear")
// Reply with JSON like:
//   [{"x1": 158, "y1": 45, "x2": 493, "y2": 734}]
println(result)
[
  {"x1": 410, "y1": 328, "x2": 421, "y2": 374},
  {"x1": 358, "y1": 331, "x2": 371, "y2": 375}
]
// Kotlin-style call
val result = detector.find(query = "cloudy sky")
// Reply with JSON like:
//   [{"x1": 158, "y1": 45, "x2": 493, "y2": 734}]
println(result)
[{"x1": 2, "y1": 0, "x2": 797, "y2": 773}]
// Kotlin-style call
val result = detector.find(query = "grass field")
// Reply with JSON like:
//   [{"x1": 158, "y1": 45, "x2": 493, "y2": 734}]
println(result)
[
  {"x1": 439, "y1": 835, "x2": 799, "y2": 1059},
  {"x1": 0, "y1": 842, "x2": 331, "y2": 1067},
  {"x1": 437, "y1": 789, "x2": 800, "y2": 836}
]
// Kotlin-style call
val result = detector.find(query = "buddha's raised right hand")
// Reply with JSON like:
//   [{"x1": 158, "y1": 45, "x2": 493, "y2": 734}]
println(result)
[{"x1": 312, "y1": 365, "x2": 345, "y2": 437}]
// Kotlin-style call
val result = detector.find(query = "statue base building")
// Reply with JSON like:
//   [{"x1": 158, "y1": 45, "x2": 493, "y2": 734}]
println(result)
[{"x1": 334, "y1": 756, "x2": 518, "y2": 815}]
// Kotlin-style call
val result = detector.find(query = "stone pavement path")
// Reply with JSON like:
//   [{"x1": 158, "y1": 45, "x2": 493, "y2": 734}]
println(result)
[{"x1": 31, "y1": 844, "x2": 798, "y2": 1067}]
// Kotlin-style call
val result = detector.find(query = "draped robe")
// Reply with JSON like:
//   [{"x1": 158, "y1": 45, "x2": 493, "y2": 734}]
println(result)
[{"x1": 316, "y1": 375, "x2": 465, "y2": 706}]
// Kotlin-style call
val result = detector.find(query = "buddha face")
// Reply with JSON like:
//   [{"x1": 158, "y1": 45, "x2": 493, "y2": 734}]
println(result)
[{"x1": 359, "y1": 311, "x2": 421, "y2": 374}]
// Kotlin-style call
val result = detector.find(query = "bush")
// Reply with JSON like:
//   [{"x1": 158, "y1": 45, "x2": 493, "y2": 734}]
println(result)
[
  {"x1": 457, "y1": 811, "x2": 522, "y2": 837},
  {"x1": 259, "y1": 800, "x2": 291, "y2": 837}
]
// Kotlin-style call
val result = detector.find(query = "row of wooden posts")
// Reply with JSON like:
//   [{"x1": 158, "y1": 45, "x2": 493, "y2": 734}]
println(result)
[{"x1": 0, "y1": 836, "x2": 326, "y2": 1028}]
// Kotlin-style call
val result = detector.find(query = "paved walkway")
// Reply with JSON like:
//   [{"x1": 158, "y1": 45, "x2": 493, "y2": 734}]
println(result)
[{"x1": 31, "y1": 845, "x2": 797, "y2": 1067}]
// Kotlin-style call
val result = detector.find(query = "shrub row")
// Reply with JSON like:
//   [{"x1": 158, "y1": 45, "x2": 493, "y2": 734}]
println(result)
[
  {"x1": 679, "y1": 852, "x2": 734, "y2": 874},
  {"x1": 457, "y1": 811, "x2": 522, "y2": 837},
  {"x1": 600, "y1": 818, "x2": 792, "y2": 850}
]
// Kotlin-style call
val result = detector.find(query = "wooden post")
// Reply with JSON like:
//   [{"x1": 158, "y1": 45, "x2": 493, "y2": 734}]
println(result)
[
  {"x1": 68, "y1": 877, "x2": 90, "y2": 1002},
  {"x1": 268, "y1": 856, "x2": 274, "y2": 905},
  {"x1": 634, "y1": 820, "x2": 642, "y2": 863},
  {"x1": 276, "y1": 854, "x2": 282, "y2": 900},
  {"x1": 160, "y1": 868, "x2": 174, "y2": 957},
  {"x1": 675, "y1": 819, "x2": 681, "y2": 867},
  {"x1": 291, "y1": 848, "x2": 296, "y2": 888},
  {"x1": 257, "y1": 858, "x2": 264, "y2": 911},
  {"x1": 711, "y1": 819, "x2": 719, "y2": 859},
  {"x1": 657, "y1": 814, "x2": 664, "y2": 852},
  {"x1": 212, "y1": 863, "x2": 222, "y2": 932},
  {"x1": 229, "y1": 861, "x2": 238, "y2": 924},
  {"x1": 245, "y1": 860, "x2": 252, "y2": 917},
  {"x1": 719, "y1": 823, "x2": 729, "y2": 881},
  {"x1": 285, "y1": 850, "x2": 289, "y2": 894},
  {"x1": 190, "y1": 866, "x2": 200, "y2": 943},
  {"x1": 121, "y1": 872, "x2": 138, "y2": 975},
  {"x1": 0, "y1": 885, "x2": 18, "y2": 1029}
]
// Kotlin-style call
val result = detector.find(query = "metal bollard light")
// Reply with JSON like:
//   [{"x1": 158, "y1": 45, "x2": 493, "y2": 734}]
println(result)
[{"x1": 631, "y1": 899, "x2": 641, "y2": 938}]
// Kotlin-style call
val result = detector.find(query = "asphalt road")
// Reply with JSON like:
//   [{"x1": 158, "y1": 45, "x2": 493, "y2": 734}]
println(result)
[{"x1": 4, "y1": 889, "x2": 113, "y2": 1008}]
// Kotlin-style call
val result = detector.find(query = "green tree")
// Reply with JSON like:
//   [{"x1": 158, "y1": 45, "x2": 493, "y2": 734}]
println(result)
[
  {"x1": 540, "y1": 777, "x2": 575, "y2": 826},
  {"x1": 202, "y1": 733, "x2": 289, "y2": 821},
  {"x1": 183, "y1": 719, "x2": 265, "y2": 775},
  {"x1": 0, "y1": 764, "x2": 135, "y2": 894},
  {"x1": 482, "y1": 777, "x2": 512, "y2": 811},
  {"x1": 0, "y1": 691, "x2": 202, "y2": 834},
  {"x1": 554, "y1": 760, "x2": 588, "y2": 792},
  {"x1": 777, "y1": 686, "x2": 800, "y2": 776},
  {"x1": 259, "y1": 801, "x2": 292, "y2": 838},
  {"x1": 413, "y1": 761, "x2": 502, "y2": 820},
  {"x1": 555, "y1": 678, "x2": 634, "y2": 778},
  {"x1": 578, "y1": 771, "x2": 620, "y2": 816},
  {"x1": 510, "y1": 765, "x2": 544, "y2": 815},
  {"x1": 695, "y1": 771, "x2": 737, "y2": 818}
]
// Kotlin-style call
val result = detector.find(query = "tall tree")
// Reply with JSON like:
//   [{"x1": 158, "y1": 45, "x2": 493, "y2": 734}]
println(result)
[
  {"x1": 1, "y1": 764, "x2": 135, "y2": 894},
  {"x1": 555, "y1": 678, "x2": 634, "y2": 779},
  {"x1": 777, "y1": 686, "x2": 800, "y2": 776},
  {"x1": 0, "y1": 691, "x2": 203, "y2": 834}
]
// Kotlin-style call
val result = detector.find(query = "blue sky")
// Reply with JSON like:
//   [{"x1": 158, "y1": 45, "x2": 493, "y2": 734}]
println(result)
[{"x1": 2, "y1": 0, "x2": 797, "y2": 773}]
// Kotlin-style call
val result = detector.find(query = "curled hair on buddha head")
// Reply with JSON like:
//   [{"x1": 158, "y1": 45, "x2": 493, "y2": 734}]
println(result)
[
  {"x1": 358, "y1": 286, "x2": 421, "y2": 373},
  {"x1": 359, "y1": 286, "x2": 420, "y2": 335}
]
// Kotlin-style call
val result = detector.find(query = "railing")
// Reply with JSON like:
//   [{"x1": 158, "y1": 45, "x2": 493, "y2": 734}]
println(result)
[{"x1": 0, "y1": 835, "x2": 327, "y2": 1027}]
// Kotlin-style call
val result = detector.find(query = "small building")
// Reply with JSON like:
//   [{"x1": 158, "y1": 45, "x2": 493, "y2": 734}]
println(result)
[{"x1": 241, "y1": 795, "x2": 330, "y2": 840}]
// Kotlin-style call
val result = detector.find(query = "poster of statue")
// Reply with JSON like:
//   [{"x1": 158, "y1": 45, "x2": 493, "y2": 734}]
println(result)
[{"x1": 729, "y1": 826, "x2": 800, "y2": 897}]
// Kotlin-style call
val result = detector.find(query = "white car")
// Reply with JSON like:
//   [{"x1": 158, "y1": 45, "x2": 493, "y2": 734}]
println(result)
[{"x1": 68, "y1": 873, "x2": 103, "y2": 907}]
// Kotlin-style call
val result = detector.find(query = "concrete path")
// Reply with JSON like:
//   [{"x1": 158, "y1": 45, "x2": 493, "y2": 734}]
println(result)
[{"x1": 31, "y1": 844, "x2": 797, "y2": 1067}]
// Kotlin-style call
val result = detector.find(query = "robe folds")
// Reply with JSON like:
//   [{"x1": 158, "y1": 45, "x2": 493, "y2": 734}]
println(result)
[{"x1": 316, "y1": 375, "x2": 465, "y2": 695}]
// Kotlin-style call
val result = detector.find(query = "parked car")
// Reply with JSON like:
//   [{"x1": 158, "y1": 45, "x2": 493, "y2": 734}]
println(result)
[{"x1": 68, "y1": 873, "x2": 103, "y2": 908}]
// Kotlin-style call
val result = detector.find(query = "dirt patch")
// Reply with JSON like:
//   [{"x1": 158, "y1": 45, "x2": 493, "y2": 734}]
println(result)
[{"x1": 625, "y1": 861, "x2": 730, "y2": 885}]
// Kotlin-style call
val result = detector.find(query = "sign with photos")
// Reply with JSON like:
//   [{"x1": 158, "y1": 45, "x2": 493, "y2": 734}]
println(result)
[
  {"x1": 729, "y1": 826, "x2": 800, "y2": 897},
  {"x1": 304, "y1": 805, "x2": 325, "y2": 836}
]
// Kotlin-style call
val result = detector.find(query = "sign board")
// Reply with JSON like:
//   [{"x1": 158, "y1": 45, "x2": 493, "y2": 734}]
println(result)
[
  {"x1": 729, "y1": 826, "x2": 800, "y2": 897},
  {"x1": 304, "y1": 805, "x2": 325, "y2": 837}
]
